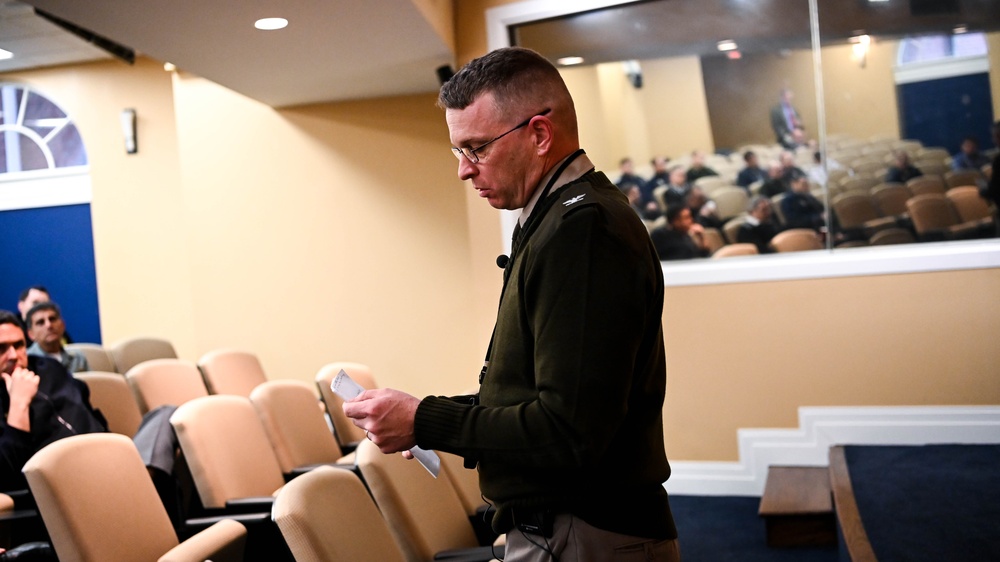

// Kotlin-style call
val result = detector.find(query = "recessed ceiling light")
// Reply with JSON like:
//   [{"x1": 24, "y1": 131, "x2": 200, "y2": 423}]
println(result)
[
  {"x1": 163, "y1": 62, "x2": 176, "y2": 72},
  {"x1": 557, "y1": 56, "x2": 585, "y2": 66},
  {"x1": 953, "y1": 24, "x2": 968, "y2": 34},
  {"x1": 717, "y1": 40, "x2": 738, "y2": 52},
  {"x1": 254, "y1": 17, "x2": 288, "y2": 30},
  {"x1": 0, "y1": 48, "x2": 13, "y2": 61}
]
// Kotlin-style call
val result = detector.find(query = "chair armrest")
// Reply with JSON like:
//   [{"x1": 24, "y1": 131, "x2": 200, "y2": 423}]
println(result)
[
  {"x1": 159, "y1": 519, "x2": 246, "y2": 562},
  {"x1": 223, "y1": 496, "x2": 275, "y2": 514}
]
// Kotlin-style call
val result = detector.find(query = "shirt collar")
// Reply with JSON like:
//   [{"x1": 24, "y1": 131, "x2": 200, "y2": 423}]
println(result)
[
  {"x1": 745, "y1": 214, "x2": 761, "y2": 226},
  {"x1": 519, "y1": 152, "x2": 594, "y2": 226}
]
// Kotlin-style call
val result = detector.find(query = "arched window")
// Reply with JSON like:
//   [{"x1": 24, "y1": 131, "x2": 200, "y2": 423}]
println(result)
[{"x1": 1, "y1": 83, "x2": 87, "y2": 174}]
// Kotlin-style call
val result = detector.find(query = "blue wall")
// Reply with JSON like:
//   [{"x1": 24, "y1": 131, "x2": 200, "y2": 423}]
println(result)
[
  {"x1": 0, "y1": 204, "x2": 102, "y2": 343},
  {"x1": 898, "y1": 72, "x2": 995, "y2": 156}
]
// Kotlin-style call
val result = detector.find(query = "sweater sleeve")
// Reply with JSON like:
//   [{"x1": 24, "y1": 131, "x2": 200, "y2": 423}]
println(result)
[
  {"x1": 416, "y1": 205, "x2": 657, "y2": 469},
  {"x1": 0, "y1": 425, "x2": 35, "y2": 491}
]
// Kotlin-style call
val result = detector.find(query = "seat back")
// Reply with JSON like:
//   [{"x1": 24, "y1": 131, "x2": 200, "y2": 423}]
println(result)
[
  {"x1": 110, "y1": 337, "x2": 177, "y2": 375},
  {"x1": 769, "y1": 229, "x2": 823, "y2": 253},
  {"x1": 712, "y1": 186, "x2": 750, "y2": 221},
  {"x1": 943, "y1": 169, "x2": 983, "y2": 189},
  {"x1": 315, "y1": 362, "x2": 376, "y2": 448},
  {"x1": 906, "y1": 175, "x2": 946, "y2": 196},
  {"x1": 722, "y1": 216, "x2": 744, "y2": 244},
  {"x1": 832, "y1": 192, "x2": 881, "y2": 228},
  {"x1": 946, "y1": 186, "x2": 992, "y2": 222},
  {"x1": 65, "y1": 343, "x2": 116, "y2": 373},
  {"x1": 22, "y1": 433, "x2": 179, "y2": 562},
  {"x1": 126, "y1": 358, "x2": 209, "y2": 414},
  {"x1": 198, "y1": 349, "x2": 269, "y2": 397},
  {"x1": 839, "y1": 175, "x2": 880, "y2": 194},
  {"x1": 250, "y1": 380, "x2": 344, "y2": 474},
  {"x1": 438, "y1": 452, "x2": 483, "y2": 517},
  {"x1": 702, "y1": 227, "x2": 726, "y2": 255},
  {"x1": 712, "y1": 243, "x2": 759, "y2": 258},
  {"x1": 906, "y1": 194, "x2": 959, "y2": 234},
  {"x1": 272, "y1": 466, "x2": 405, "y2": 562},
  {"x1": 170, "y1": 395, "x2": 287, "y2": 508},
  {"x1": 869, "y1": 227, "x2": 916, "y2": 246},
  {"x1": 870, "y1": 183, "x2": 911, "y2": 217},
  {"x1": 356, "y1": 440, "x2": 478, "y2": 562},
  {"x1": 75, "y1": 372, "x2": 143, "y2": 437}
]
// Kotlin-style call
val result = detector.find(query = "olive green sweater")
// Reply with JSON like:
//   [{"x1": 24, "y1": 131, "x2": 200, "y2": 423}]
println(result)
[{"x1": 415, "y1": 171, "x2": 676, "y2": 540}]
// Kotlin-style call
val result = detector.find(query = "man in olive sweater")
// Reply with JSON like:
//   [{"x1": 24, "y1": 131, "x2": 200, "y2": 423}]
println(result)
[{"x1": 344, "y1": 47, "x2": 678, "y2": 560}]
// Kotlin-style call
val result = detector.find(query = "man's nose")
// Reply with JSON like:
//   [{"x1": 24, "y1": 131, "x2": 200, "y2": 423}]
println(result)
[{"x1": 457, "y1": 157, "x2": 478, "y2": 182}]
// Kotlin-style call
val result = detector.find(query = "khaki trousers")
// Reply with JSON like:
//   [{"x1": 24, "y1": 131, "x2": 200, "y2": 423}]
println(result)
[{"x1": 504, "y1": 513, "x2": 680, "y2": 562}]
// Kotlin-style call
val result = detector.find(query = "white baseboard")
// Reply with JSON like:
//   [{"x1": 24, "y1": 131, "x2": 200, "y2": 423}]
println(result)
[{"x1": 664, "y1": 405, "x2": 1000, "y2": 497}]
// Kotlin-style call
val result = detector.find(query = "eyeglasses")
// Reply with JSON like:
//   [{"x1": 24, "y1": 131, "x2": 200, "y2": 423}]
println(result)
[{"x1": 451, "y1": 108, "x2": 551, "y2": 164}]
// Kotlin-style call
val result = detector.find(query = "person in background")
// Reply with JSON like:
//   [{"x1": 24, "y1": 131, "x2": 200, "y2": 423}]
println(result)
[
  {"x1": 25, "y1": 302, "x2": 89, "y2": 375},
  {"x1": 342, "y1": 47, "x2": 679, "y2": 561},
  {"x1": 759, "y1": 160, "x2": 789, "y2": 198},
  {"x1": 737, "y1": 196, "x2": 781, "y2": 253},
  {"x1": 656, "y1": 165, "x2": 692, "y2": 211},
  {"x1": 736, "y1": 150, "x2": 767, "y2": 191},
  {"x1": 781, "y1": 175, "x2": 826, "y2": 231},
  {"x1": 16, "y1": 287, "x2": 72, "y2": 347},
  {"x1": 651, "y1": 204, "x2": 710, "y2": 261},
  {"x1": 684, "y1": 150, "x2": 718, "y2": 184},
  {"x1": 615, "y1": 157, "x2": 645, "y2": 193},
  {"x1": 770, "y1": 88, "x2": 803, "y2": 149},
  {"x1": 952, "y1": 137, "x2": 990, "y2": 172},
  {"x1": 885, "y1": 150, "x2": 923, "y2": 184},
  {"x1": 644, "y1": 156, "x2": 671, "y2": 205}
]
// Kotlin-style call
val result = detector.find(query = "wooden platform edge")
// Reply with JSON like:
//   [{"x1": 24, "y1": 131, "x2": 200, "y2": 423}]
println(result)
[{"x1": 829, "y1": 446, "x2": 878, "y2": 562}]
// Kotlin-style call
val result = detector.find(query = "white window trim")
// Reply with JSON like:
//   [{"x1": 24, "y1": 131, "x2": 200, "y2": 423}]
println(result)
[
  {"x1": 895, "y1": 54, "x2": 990, "y2": 85},
  {"x1": 487, "y1": 0, "x2": 1000, "y2": 285}
]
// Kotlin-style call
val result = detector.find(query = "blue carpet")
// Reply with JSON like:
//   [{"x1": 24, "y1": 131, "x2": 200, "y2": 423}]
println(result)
[
  {"x1": 670, "y1": 495, "x2": 838, "y2": 561},
  {"x1": 845, "y1": 444, "x2": 1000, "y2": 562}
]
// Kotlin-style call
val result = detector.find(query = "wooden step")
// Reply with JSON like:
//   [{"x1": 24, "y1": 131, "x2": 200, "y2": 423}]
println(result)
[{"x1": 758, "y1": 466, "x2": 837, "y2": 548}]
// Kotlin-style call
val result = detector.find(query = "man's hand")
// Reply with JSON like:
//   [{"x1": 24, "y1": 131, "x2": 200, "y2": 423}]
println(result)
[
  {"x1": 2, "y1": 367, "x2": 39, "y2": 432},
  {"x1": 342, "y1": 388, "x2": 419, "y2": 454}
]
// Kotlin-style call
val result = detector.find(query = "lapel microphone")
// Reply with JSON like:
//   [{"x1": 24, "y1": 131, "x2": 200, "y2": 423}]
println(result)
[{"x1": 496, "y1": 255, "x2": 509, "y2": 268}]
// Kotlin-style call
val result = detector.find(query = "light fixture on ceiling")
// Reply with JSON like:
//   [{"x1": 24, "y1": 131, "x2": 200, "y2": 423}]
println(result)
[
  {"x1": 557, "y1": 56, "x2": 585, "y2": 66},
  {"x1": 717, "y1": 40, "x2": 738, "y2": 52},
  {"x1": 163, "y1": 62, "x2": 176, "y2": 72},
  {"x1": 953, "y1": 24, "x2": 968, "y2": 34},
  {"x1": 254, "y1": 17, "x2": 288, "y2": 30},
  {"x1": 0, "y1": 48, "x2": 12, "y2": 60}
]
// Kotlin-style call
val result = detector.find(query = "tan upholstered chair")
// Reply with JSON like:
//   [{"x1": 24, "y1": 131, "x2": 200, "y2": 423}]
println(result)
[
  {"x1": 943, "y1": 169, "x2": 983, "y2": 189},
  {"x1": 712, "y1": 243, "x2": 759, "y2": 258},
  {"x1": 712, "y1": 186, "x2": 750, "y2": 221},
  {"x1": 868, "y1": 228, "x2": 916, "y2": 246},
  {"x1": 906, "y1": 175, "x2": 946, "y2": 196},
  {"x1": 272, "y1": 466, "x2": 405, "y2": 562},
  {"x1": 75, "y1": 372, "x2": 143, "y2": 437},
  {"x1": 170, "y1": 395, "x2": 287, "y2": 510},
  {"x1": 315, "y1": 362, "x2": 376, "y2": 450},
  {"x1": 109, "y1": 337, "x2": 178, "y2": 375},
  {"x1": 831, "y1": 192, "x2": 896, "y2": 234},
  {"x1": 838, "y1": 175, "x2": 880, "y2": 195},
  {"x1": 870, "y1": 183, "x2": 911, "y2": 217},
  {"x1": 126, "y1": 359, "x2": 209, "y2": 414},
  {"x1": 946, "y1": 186, "x2": 993, "y2": 223},
  {"x1": 769, "y1": 229, "x2": 823, "y2": 253},
  {"x1": 22, "y1": 433, "x2": 246, "y2": 562},
  {"x1": 356, "y1": 440, "x2": 493, "y2": 562},
  {"x1": 65, "y1": 343, "x2": 116, "y2": 373},
  {"x1": 249, "y1": 380, "x2": 352, "y2": 476},
  {"x1": 197, "y1": 349, "x2": 269, "y2": 397},
  {"x1": 702, "y1": 228, "x2": 726, "y2": 255}
]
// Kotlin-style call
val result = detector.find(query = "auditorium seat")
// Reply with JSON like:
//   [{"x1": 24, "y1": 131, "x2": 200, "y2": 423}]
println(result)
[
  {"x1": 769, "y1": 229, "x2": 823, "y2": 253},
  {"x1": 838, "y1": 175, "x2": 880, "y2": 195},
  {"x1": 198, "y1": 349, "x2": 269, "y2": 397},
  {"x1": 75, "y1": 371, "x2": 143, "y2": 437},
  {"x1": 906, "y1": 175, "x2": 946, "y2": 196},
  {"x1": 712, "y1": 186, "x2": 749, "y2": 221},
  {"x1": 702, "y1": 228, "x2": 726, "y2": 255},
  {"x1": 126, "y1": 359, "x2": 209, "y2": 414},
  {"x1": 943, "y1": 169, "x2": 983, "y2": 190},
  {"x1": 831, "y1": 192, "x2": 896, "y2": 236},
  {"x1": 110, "y1": 337, "x2": 178, "y2": 375},
  {"x1": 868, "y1": 228, "x2": 915, "y2": 246},
  {"x1": 870, "y1": 183, "x2": 911, "y2": 218},
  {"x1": 249, "y1": 380, "x2": 353, "y2": 478},
  {"x1": 905, "y1": 194, "x2": 979, "y2": 241},
  {"x1": 65, "y1": 343, "x2": 116, "y2": 373},
  {"x1": 23, "y1": 433, "x2": 246, "y2": 562},
  {"x1": 712, "y1": 243, "x2": 759, "y2": 258},
  {"x1": 315, "y1": 362, "x2": 377, "y2": 452},
  {"x1": 272, "y1": 466, "x2": 405, "y2": 562}
]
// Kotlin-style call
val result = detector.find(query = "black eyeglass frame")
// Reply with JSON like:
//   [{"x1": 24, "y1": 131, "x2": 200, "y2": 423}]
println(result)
[{"x1": 451, "y1": 108, "x2": 552, "y2": 164}]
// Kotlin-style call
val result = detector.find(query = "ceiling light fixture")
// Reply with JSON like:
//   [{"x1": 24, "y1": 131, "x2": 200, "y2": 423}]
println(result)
[
  {"x1": 163, "y1": 62, "x2": 176, "y2": 72},
  {"x1": 254, "y1": 17, "x2": 288, "y2": 31},
  {"x1": 953, "y1": 24, "x2": 968, "y2": 34},
  {"x1": 0, "y1": 48, "x2": 13, "y2": 61},
  {"x1": 557, "y1": 56, "x2": 585, "y2": 66},
  {"x1": 717, "y1": 40, "x2": 738, "y2": 52}
]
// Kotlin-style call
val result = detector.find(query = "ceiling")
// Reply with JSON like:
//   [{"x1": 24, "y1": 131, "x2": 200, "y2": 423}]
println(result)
[{"x1": 0, "y1": 0, "x2": 453, "y2": 108}]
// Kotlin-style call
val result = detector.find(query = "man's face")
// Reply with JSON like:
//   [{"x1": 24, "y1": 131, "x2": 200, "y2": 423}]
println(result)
[
  {"x1": 653, "y1": 158, "x2": 667, "y2": 173},
  {"x1": 671, "y1": 209, "x2": 694, "y2": 233},
  {"x1": 446, "y1": 93, "x2": 538, "y2": 211},
  {"x1": 17, "y1": 288, "x2": 49, "y2": 319},
  {"x1": 747, "y1": 154, "x2": 758, "y2": 168},
  {"x1": 28, "y1": 309, "x2": 65, "y2": 349},
  {"x1": 962, "y1": 140, "x2": 977, "y2": 155},
  {"x1": 669, "y1": 169, "x2": 686, "y2": 186},
  {"x1": 0, "y1": 323, "x2": 28, "y2": 375}
]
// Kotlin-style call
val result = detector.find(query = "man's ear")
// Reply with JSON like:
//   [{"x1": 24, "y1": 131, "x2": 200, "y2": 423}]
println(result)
[{"x1": 528, "y1": 116, "x2": 554, "y2": 156}]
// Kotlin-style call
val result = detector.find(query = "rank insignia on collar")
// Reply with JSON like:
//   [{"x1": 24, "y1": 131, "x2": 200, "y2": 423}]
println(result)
[{"x1": 562, "y1": 194, "x2": 585, "y2": 206}]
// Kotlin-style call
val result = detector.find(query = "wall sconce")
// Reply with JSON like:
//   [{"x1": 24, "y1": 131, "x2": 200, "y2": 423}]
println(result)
[
  {"x1": 850, "y1": 34, "x2": 871, "y2": 69},
  {"x1": 120, "y1": 108, "x2": 137, "y2": 154}
]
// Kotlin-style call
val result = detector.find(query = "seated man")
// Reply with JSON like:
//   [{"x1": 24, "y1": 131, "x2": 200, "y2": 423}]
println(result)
[
  {"x1": 781, "y1": 175, "x2": 826, "y2": 231},
  {"x1": 737, "y1": 197, "x2": 781, "y2": 253},
  {"x1": 650, "y1": 204, "x2": 710, "y2": 261},
  {"x1": 644, "y1": 156, "x2": 671, "y2": 205},
  {"x1": 25, "y1": 302, "x2": 89, "y2": 375},
  {"x1": 759, "y1": 161, "x2": 789, "y2": 198},
  {"x1": 615, "y1": 157, "x2": 645, "y2": 193},
  {"x1": 952, "y1": 137, "x2": 990, "y2": 171},
  {"x1": 1, "y1": 311, "x2": 107, "y2": 492},
  {"x1": 885, "y1": 150, "x2": 923, "y2": 184},
  {"x1": 655, "y1": 165, "x2": 692, "y2": 210},
  {"x1": 684, "y1": 151, "x2": 719, "y2": 184},
  {"x1": 17, "y1": 286, "x2": 72, "y2": 346},
  {"x1": 736, "y1": 151, "x2": 767, "y2": 190}
]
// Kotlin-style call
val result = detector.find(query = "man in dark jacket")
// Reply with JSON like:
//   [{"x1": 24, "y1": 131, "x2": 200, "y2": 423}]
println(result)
[{"x1": 342, "y1": 47, "x2": 679, "y2": 560}]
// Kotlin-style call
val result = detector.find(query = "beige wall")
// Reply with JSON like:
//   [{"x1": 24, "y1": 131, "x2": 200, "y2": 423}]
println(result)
[
  {"x1": 989, "y1": 32, "x2": 1000, "y2": 119},
  {"x1": 822, "y1": 39, "x2": 901, "y2": 141}
]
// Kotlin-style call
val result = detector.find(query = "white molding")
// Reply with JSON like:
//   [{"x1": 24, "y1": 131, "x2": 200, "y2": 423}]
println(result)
[
  {"x1": 0, "y1": 167, "x2": 91, "y2": 211},
  {"x1": 662, "y1": 239, "x2": 1000, "y2": 286},
  {"x1": 664, "y1": 405, "x2": 1000, "y2": 497},
  {"x1": 894, "y1": 55, "x2": 990, "y2": 85}
]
